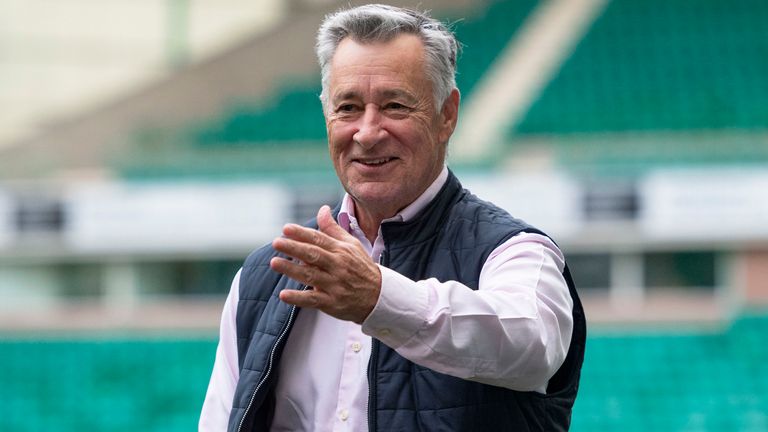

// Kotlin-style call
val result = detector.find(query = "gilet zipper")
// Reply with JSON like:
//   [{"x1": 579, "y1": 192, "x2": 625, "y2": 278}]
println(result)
[
  {"x1": 367, "y1": 249, "x2": 389, "y2": 431},
  {"x1": 237, "y1": 284, "x2": 306, "y2": 432}
]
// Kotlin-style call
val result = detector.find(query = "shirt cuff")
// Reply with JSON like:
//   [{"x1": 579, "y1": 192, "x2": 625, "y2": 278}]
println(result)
[{"x1": 361, "y1": 265, "x2": 429, "y2": 348}]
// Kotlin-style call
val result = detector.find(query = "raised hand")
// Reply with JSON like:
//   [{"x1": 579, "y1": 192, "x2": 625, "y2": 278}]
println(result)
[{"x1": 270, "y1": 205, "x2": 382, "y2": 324}]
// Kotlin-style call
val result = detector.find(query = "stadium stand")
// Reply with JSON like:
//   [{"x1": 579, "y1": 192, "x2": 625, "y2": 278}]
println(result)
[
  {"x1": 192, "y1": 81, "x2": 326, "y2": 146},
  {"x1": 126, "y1": 0, "x2": 768, "y2": 179},
  {"x1": 515, "y1": 0, "x2": 768, "y2": 134},
  {"x1": 0, "y1": 338, "x2": 215, "y2": 431},
  {"x1": 451, "y1": 0, "x2": 537, "y2": 98},
  {"x1": 117, "y1": 0, "x2": 539, "y2": 180},
  {"x1": 573, "y1": 312, "x2": 768, "y2": 431},
  {"x1": 1, "y1": 312, "x2": 766, "y2": 431},
  {"x1": 509, "y1": 0, "x2": 768, "y2": 176}
]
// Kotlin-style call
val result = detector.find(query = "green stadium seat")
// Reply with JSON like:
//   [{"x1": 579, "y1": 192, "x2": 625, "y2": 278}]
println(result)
[
  {"x1": 508, "y1": 0, "x2": 768, "y2": 176},
  {"x1": 0, "y1": 339, "x2": 217, "y2": 432},
  {"x1": 570, "y1": 313, "x2": 768, "y2": 430},
  {"x1": 1, "y1": 313, "x2": 767, "y2": 431},
  {"x1": 452, "y1": 0, "x2": 537, "y2": 97},
  {"x1": 193, "y1": 83, "x2": 327, "y2": 146}
]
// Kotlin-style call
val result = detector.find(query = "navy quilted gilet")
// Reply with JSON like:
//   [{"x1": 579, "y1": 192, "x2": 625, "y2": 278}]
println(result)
[{"x1": 229, "y1": 171, "x2": 586, "y2": 431}]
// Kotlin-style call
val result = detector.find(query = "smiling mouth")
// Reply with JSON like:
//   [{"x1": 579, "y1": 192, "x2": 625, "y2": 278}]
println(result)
[{"x1": 354, "y1": 157, "x2": 397, "y2": 166}]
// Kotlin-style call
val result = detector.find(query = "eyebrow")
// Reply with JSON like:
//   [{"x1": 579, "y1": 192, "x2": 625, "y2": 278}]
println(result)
[
  {"x1": 332, "y1": 90, "x2": 359, "y2": 104},
  {"x1": 380, "y1": 89, "x2": 418, "y2": 103},
  {"x1": 331, "y1": 88, "x2": 419, "y2": 105}
]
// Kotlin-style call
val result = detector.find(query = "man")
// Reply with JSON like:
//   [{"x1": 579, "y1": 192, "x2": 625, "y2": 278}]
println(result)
[{"x1": 200, "y1": 4, "x2": 585, "y2": 431}]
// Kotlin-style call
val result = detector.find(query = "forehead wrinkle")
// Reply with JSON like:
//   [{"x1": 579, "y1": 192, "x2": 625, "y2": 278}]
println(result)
[{"x1": 332, "y1": 89, "x2": 360, "y2": 104}]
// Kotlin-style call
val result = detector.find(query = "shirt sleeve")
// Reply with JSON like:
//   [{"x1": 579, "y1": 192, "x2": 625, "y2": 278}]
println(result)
[
  {"x1": 199, "y1": 269, "x2": 241, "y2": 431},
  {"x1": 360, "y1": 232, "x2": 574, "y2": 393}
]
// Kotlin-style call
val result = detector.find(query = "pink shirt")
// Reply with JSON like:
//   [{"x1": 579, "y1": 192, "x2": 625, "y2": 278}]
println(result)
[{"x1": 200, "y1": 167, "x2": 574, "y2": 431}]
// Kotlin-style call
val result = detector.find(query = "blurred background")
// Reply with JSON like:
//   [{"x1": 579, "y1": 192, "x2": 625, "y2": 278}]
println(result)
[{"x1": 1, "y1": 0, "x2": 767, "y2": 430}]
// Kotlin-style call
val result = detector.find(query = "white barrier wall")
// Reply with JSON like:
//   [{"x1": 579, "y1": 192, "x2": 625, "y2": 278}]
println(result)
[
  {"x1": 640, "y1": 168, "x2": 768, "y2": 241},
  {"x1": 461, "y1": 171, "x2": 584, "y2": 238},
  {"x1": 5, "y1": 168, "x2": 767, "y2": 256},
  {"x1": 64, "y1": 182, "x2": 290, "y2": 253}
]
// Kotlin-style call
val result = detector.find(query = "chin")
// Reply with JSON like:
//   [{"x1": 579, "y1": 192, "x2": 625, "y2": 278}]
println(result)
[{"x1": 350, "y1": 185, "x2": 406, "y2": 208}]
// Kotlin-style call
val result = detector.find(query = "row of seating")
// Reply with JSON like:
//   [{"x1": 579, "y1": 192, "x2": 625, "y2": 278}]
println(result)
[
  {"x1": 547, "y1": 136, "x2": 768, "y2": 177},
  {"x1": 0, "y1": 339, "x2": 215, "y2": 432},
  {"x1": 1, "y1": 313, "x2": 766, "y2": 431},
  {"x1": 452, "y1": 0, "x2": 537, "y2": 97},
  {"x1": 572, "y1": 312, "x2": 768, "y2": 431},
  {"x1": 514, "y1": 0, "x2": 768, "y2": 135},
  {"x1": 192, "y1": 83, "x2": 326, "y2": 146}
]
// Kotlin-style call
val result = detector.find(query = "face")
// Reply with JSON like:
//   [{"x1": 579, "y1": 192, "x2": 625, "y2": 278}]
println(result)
[{"x1": 325, "y1": 34, "x2": 459, "y2": 221}]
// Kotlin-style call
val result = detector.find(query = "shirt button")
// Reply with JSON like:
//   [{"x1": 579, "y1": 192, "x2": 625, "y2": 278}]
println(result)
[
  {"x1": 351, "y1": 342, "x2": 362, "y2": 352},
  {"x1": 339, "y1": 409, "x2": 349, "y2": 421},
  {"x1": 379, "y1": 328, "x2": 391, "y2": 337}
]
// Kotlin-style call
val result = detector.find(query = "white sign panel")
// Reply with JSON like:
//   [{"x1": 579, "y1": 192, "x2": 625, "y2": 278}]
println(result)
[
  {"x1": 0, "y1": 190, "x2": 13, "y2": 249},
  {"x1": 640, "y1": 168, "x2": 768, "y2": 240},
  {"x1": 64, "y1": 182, "x2": 290, "y2": 253},
  {"x1": 461, "y1": 171, "x2": 583, "y2": 238}
]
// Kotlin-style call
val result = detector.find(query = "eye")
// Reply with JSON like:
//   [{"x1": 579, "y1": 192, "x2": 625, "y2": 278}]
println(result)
[
  {"x1": 335, "y1": 104, "x2": 359, "y2": 113},
  {"x1": 384, "y1": 102, "x2": 408, "y2": 110}
]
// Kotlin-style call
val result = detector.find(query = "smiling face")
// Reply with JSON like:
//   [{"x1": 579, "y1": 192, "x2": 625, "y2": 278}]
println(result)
[{"x1": 325, "y1": 34, "x2": 459, "y2": 229}]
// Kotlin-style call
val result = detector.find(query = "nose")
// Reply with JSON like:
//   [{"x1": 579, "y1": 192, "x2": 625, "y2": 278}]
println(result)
[{"x1": 352, "y1": 104, "x2": 386, "y2": 150}]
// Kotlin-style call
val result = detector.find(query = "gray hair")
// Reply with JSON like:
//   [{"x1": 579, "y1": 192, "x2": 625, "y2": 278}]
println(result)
[{"x1": 316, "y1": 4, "x2": 459, "y2": 112}]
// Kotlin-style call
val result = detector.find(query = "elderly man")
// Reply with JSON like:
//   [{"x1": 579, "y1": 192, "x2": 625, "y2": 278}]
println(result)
[{"x1": 200, "y1": 4, "x2": 585, "y2": 432}]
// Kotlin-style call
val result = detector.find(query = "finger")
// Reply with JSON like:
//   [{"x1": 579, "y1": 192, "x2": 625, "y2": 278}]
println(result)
[
  {"x1": 270, "y1": 256, "x2": 331, "y2": 287},
  {"x1": 317, "y1": 205, "x2": 352, "y2": 241},
  {"x1": 272, "y1": 237, "x2": 330, "y2": 267},
  {"x1": 282, "y1": 223, "x2": 334, "y2": 250},
  {"x1": 279, "y1": 287, "x2": 328, "y2": 309}
]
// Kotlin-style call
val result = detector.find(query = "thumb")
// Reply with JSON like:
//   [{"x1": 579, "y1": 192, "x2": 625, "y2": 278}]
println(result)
[{"x1": 317, "y1": 205, "x2": 349, "y2": 240}]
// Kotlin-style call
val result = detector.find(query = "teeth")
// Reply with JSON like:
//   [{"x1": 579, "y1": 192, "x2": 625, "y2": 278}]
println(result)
[{"x1": 361, "y1": 158, "x2": 391, "y2": 165}]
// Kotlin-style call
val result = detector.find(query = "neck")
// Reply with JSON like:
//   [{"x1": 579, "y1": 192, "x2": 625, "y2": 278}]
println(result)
[
  {"x1": 353, "y1": 203, "x2": 391, "y2": 244},
  {"x1": 349, "y1": 167, "x2": 448, "y2": 243}
]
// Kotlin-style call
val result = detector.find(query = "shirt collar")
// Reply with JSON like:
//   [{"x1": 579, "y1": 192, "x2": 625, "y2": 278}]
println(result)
[{"x1": 338, "y1": 165, "x2": 449, "y2": 232}]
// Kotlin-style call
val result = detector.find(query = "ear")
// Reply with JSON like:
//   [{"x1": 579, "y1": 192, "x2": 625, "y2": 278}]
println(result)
[{"x1": 437, "y1": 88, "x2": 460, "y2": 145}]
